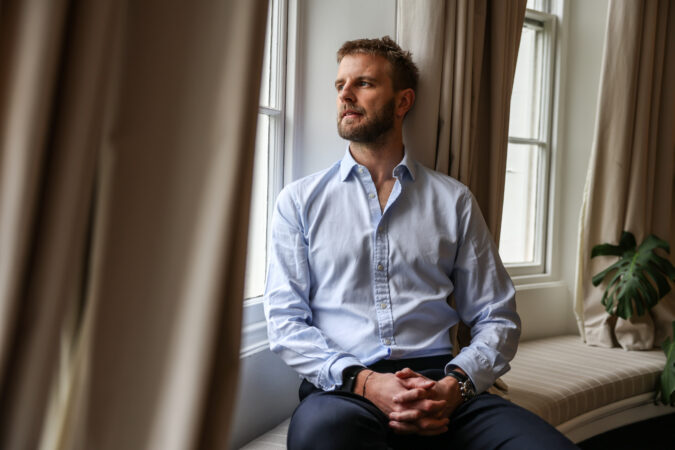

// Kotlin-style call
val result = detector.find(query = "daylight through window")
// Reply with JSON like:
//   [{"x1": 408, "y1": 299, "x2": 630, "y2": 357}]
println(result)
[{"x1": 499, "y1": 5, "x2": 557, "y2": 276}]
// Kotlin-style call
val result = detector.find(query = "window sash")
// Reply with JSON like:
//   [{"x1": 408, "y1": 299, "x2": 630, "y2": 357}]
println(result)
[
  {"x1": 243, "y1": 0, "x2": 287, "y2": 301},
  {"x1": 501, "y1": 8, "x2": 557, "y2": 277}
]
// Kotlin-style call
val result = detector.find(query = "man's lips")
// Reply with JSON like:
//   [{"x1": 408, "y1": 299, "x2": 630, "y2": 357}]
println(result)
[{"x1": 341, "y1": 110, "x2": 363, "y2": 119}]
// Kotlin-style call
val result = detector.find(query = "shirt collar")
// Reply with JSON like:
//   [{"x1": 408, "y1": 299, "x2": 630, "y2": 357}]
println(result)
[{"x1": 339, "y1": 146, "x2": 417, "y2": 182}]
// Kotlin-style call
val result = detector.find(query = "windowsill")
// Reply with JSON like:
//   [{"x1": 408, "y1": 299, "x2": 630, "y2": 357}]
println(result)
[{"x1": 509, "y1": 270, "x2": 559, "y2": 287}]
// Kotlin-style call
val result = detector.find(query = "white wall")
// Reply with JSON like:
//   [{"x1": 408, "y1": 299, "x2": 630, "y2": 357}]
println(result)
[
  {"x1": 233, "y1": 0, "x2": 611, "y2": 446},
  {"x1": 289, "y1": 0, "x2": 396, "y2": 180}
]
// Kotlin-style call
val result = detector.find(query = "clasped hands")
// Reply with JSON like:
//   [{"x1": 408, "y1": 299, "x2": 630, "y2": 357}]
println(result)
[{"x1": 356, "y1": 367, "x2": 464, "y2": 436}]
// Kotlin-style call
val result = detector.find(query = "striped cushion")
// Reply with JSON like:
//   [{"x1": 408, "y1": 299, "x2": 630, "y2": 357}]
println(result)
[
  {"x1": 240, "y1": 335, "x2": 667, "y2": 448},
  {"x1": 503, "y1": 335, "x2": 666, "y2": 426}
]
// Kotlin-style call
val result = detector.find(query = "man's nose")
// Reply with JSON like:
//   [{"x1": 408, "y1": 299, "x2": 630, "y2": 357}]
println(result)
[{"x1": 338, "y1": 82, "x2": 355, "y2": 103}]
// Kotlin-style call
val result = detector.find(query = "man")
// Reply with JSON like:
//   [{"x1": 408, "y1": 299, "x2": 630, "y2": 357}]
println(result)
[{"x1": 264, "y1": 36, "x2": 576, "y2": 449}]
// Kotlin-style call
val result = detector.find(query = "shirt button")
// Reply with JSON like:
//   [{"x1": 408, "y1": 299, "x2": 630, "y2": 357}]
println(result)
[
  {"x1": 380, "y1": 303, "x2": 387, "y2": 309},
  {"x1": 368, "y1": 193, "x2": 375, "y2": 199},
  {"x1": 358, "y1": 167, "x2": 364, "y2": 174},
  {"x1": 377, "y1": 264, "x2": 384, "y2": 271},
  {"x1": 384, "y1": 339, "x2": 391, "y2": 346},
  {"x1": 377, "y1": 226, "x2": 384, "y2": 233}
]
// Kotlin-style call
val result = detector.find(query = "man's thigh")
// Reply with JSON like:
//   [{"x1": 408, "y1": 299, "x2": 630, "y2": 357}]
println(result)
[
  {"x1": 393, "y1": 393, "x2": 577, "y2": 450},
  {"x1": 287, "y1": 389, "x2": 391, "y2": 450}
]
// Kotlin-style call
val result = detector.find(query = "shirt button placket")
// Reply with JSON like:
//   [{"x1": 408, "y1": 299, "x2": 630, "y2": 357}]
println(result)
[{"x1": 373, "y1": 217, "x2": 394, "y2": 350}]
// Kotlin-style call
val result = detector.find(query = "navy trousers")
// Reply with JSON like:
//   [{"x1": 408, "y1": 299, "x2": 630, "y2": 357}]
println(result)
[{"x1": 287, "y1": 356, "x2": 578, "y2": 450}]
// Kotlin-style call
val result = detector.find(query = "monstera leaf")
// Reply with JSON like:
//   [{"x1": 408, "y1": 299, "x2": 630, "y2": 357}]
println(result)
[
  {"x1": 591, "y1": 231, "x2": 675, "y2": 320},
  {"x1": 658, "y1": 322, "x2": 675, "y2": 406}
]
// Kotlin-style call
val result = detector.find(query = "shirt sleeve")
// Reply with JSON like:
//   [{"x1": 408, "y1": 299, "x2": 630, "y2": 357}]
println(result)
[
  {"x1": 446, "y1": 189, "x2": 521, "y2": 393},
  {"x1": 263, "y1": 187, "x2": 363, "y2": 390}
]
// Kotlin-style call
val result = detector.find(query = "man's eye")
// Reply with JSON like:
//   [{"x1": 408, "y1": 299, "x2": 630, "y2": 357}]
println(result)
[{"x1": 359, "y1": 81, "x2": 370, "y2": 87}]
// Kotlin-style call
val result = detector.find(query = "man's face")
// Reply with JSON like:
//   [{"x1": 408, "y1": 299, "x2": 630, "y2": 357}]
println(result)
[{"x1": 335, "y1": 53, "x2": 397, "y2": 143}]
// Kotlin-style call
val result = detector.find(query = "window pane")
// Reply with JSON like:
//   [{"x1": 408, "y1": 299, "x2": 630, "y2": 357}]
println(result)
[
  {"x1": 259, "y1": 4, "x2": 272, "y2": 108},
  {"x1": 259, "y1": 0, "x2": 281, "y2": 109},
  {"x1": 243, "y1": 114, "x2": 271, "y2": 299},
  {"x1": 527, "y1": 0, "x2": 549, "y2": 12},
  {"x1": 508, "y1": 25, "x2": 542, "y2": 140},
  {"x1": 499, "y1": 143, "x2": 540, "y2": 264}
]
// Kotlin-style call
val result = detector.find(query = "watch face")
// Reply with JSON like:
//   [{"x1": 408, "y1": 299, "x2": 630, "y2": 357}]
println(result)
[{"x1": 459, "y1": 380, "x2": 476, "y2": 401}]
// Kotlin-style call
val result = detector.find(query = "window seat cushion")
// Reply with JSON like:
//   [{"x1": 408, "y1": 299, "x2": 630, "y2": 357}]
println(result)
[{"x1": 240, "y1": 334, "x2": 671, "y2": 448}]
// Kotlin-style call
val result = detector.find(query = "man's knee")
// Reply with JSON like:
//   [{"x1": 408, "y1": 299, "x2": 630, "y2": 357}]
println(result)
[
  {"x1": 450, "y1": 394, "x2": 578, "y2": 450},
  {"x1": 287, "y1": 391, "x2": 389, "y2": 450}
]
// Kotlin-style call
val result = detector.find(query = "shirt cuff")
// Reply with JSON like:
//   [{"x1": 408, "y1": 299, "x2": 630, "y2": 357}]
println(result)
[
  {"x1": 445, "y1": 348, "x2": 496, "y2": 394},
  {"x1": 320, "y1": 355, "x2": 364, "y2": 391}
]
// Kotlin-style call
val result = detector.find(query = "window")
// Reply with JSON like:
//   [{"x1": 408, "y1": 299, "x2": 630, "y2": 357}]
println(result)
[
  {"x1": 499, "y1": 2, "x2": 557, "y2": 276},
  {"x1": 244, "y1": 0, "x2": 287, "y2": 300}
]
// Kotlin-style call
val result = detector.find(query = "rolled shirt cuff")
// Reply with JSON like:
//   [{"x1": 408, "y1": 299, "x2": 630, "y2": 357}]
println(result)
[
  {"x1": 319, "y1": 355, "x2": 364, "y2": 391},
  {"x1": 445, "y1": 348, "x2": 504, "y2": 394}
]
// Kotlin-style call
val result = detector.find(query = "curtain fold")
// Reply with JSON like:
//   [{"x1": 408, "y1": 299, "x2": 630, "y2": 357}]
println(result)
[
  {"x1": 397, "y1": 0, "x2": 527, "y2": 240},
  {"x1": 0, "y1": 0, "x2": 116, "y2": 447},
  {"x1": 575, "y1": 0, "x2": 675, "y2": 350},
  {"x1": 397, "y1": 0, "x2": 526, "y2": 358},
  {"x1": 0, "y1": 0, "x2": 268, "y2": 448}
]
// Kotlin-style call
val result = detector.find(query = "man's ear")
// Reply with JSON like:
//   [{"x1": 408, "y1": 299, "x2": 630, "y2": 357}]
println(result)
[{"x1": 396, "y1": 88, "x2": 415, "y2": 118}]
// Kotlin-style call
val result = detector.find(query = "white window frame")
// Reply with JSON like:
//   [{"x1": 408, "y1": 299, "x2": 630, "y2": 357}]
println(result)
[
  {"x1": 241, "y1": 0, "x2": 294, "y2": 357},
  {"x1": 503, "y1": 8, "x2": 558, "y2": 279},
  {"x1": 243, "y1": 0, "x2": 288, "y2": 304}
]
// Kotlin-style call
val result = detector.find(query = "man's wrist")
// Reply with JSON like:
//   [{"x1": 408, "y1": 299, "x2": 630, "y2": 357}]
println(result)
[
  {"x1": 340, "y1": 365, "x2": 367, "y2": 392},
  {"x1": 446, "y1": 364, "x2": 467, "y2": 377},
  {"x1": 444, "y1": 369, "x2": 476, "y2": 402},
  {"x1": 353, "y1": 369, "x2": 375, "y2": 397}
]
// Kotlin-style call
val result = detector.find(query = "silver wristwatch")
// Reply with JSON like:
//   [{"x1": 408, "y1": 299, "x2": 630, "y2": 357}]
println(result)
[{"x1": 447, "y1": 370, "x2": 477, "y2": 402}]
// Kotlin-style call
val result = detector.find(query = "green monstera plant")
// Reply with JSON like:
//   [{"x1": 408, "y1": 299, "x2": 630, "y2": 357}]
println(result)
[
  {"x1": 591, "y1": 231, "x2": 675, "y2": 406},
  {"x1": 660, "y1": 323, "x2": 675, "y2": 406}
]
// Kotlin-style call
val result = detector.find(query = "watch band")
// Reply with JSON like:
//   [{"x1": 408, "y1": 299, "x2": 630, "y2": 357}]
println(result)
[
  {"x1": 447, "y1": 370, "x2": 476, "y2": 402},
  {"x1": 340, "y1": 365, "x2": 367, "y2": 392},
  {"x1": 446, "y1": 370, "x2": 468, "y2": 383}
]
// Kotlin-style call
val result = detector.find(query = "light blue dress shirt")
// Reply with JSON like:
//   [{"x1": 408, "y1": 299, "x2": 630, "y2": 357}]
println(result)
[{"x1": 264, "y1": 148, "x2": 520, "y2": 393}]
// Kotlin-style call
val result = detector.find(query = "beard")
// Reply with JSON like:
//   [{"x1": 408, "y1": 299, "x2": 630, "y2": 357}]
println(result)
[{"x1": 337, "y1": 98, "x2": 395, "y2": 143}]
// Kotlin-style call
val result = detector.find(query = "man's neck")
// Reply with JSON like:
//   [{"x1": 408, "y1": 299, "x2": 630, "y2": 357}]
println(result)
[{"x1": 349, "y1": 135, "x2": 404, "y2": 185}]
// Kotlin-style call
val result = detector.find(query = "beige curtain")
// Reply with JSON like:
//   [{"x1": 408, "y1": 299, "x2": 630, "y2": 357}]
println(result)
[
  {"x1": 0, "y1": 0, "x2": 268, "y2": 449},
  {"x1": 575, "y1": 0, "x2": 675, "y2": 350},
  {"x1": 397, "y1": 0, "x2": 527, "y2": 240},
  {"x1": 0, "y1": 0, "x2": 116, "y2": 447}
]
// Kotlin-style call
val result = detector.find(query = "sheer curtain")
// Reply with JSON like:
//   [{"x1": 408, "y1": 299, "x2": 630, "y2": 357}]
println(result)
[
  {"x1": 0, "y1": 0, "x2": 268, "y2": 449},
  {"x1": 397, "y1": 0, "x2": 527, "y2": 240},
  {"x1": 575, "y1": 0, "x2": 675, "y2": 350}
]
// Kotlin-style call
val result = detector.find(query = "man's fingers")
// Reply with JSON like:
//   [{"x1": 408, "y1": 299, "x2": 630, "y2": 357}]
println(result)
[
  {"x1": 421, "y1": 399, "x2": 447, "y2": 414},
  {"x1": 389, "y1": 399, "x2": 447, "y2": 422},
  {"x1": 393, "y1": 388, "x2": 427, "y2": 403},
  {"x1": 389, "y1": 409, "x2": 422, "y2": 422},
  {"x1": 388, "y1": 420, "x2": 420, "y2": 435},
  {"x1": 402, "y1": 378, "x2": 435, "y2": 390},
  {"x1": 395, "y1": 367, "x2": 436, "y2": 391},
  {"x1": 395, "y1": 368, "x2": 416, "y2": 379},
  {"x1": 417, "y1": 416, "x2": 450, "y2": 432}
]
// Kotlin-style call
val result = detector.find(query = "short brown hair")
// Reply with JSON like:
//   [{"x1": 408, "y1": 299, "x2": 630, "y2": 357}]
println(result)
[{"x1": 337, "y1": 36, "x2": 419, "y2": 92}]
